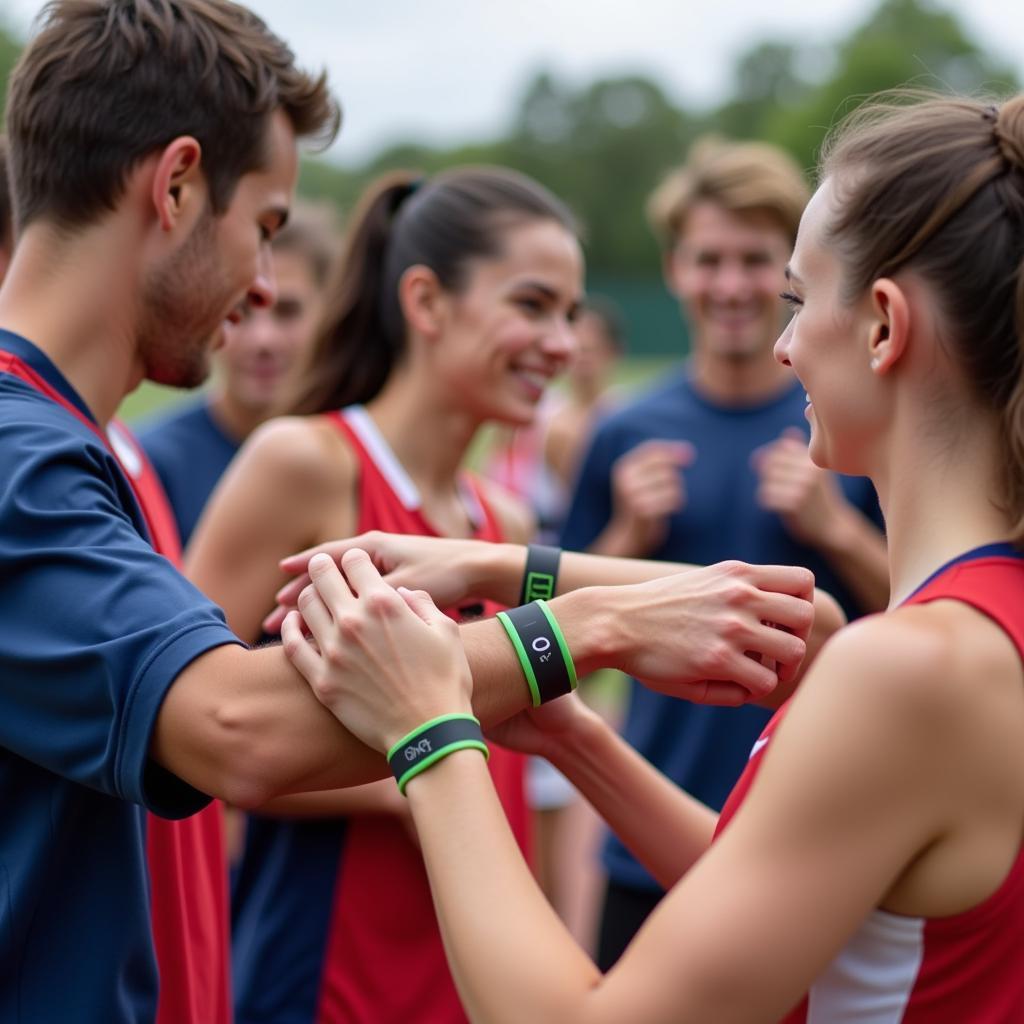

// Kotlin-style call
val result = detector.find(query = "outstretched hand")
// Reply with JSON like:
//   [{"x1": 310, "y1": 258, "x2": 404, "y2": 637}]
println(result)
[{"x1": 281, "y1": 549, "x2": 473, "y2": 753}]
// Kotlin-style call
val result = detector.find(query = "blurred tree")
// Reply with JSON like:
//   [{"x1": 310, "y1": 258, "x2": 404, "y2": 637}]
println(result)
[
  {"x1": 761, "y1": 0, "x2": 1019, "y2": 169},
  {"x1": 0, "y1": 21, "x2": 21, "y2": 122}
]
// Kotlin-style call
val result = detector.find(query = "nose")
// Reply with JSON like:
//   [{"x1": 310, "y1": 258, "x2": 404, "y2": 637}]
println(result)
[
  {"x1": 774, "y1": 318, "x2": 793, "y2": 366},
  {"x1": 544, "y1": 314, "x2": 578, "y2": 368},
  {"x1": 247, "y1": 244, "x2": 277, "y2": 310},
  {"x1": 710, "y1": 259, "x2": 750, "y2": 301}
]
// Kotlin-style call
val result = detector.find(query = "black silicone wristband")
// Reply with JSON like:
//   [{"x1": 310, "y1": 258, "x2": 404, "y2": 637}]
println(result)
[
  {"x1": 387, "y1": 714, "x2": 488, "y2": 795},
  {"x1": 519, "y1": 544, "x2": 561, "y2": 605},
  {"x1": 499, "y1": 600, "x2": 576, "y2": 704}
]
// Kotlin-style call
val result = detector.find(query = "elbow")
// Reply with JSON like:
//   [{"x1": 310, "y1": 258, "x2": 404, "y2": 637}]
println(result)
[{"x1": 201, "y1": 698, "x2": 290, "y2": 810}]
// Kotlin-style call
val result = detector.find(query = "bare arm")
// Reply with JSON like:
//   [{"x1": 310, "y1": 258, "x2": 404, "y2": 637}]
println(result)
[
  {"x1": 487, "y1": 698, "x2": 717, "y2": 890},
  {"x1": 266, "y1": 533, "x2": 837, "y2": 695},
  {"x1": 186, "y1": 416, "x2": 353, "y2": 642}
]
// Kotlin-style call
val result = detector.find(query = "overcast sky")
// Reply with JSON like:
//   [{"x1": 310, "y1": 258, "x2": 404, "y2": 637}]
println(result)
[{"x1": 4, "y1": 0, "x2": 1023, "y2": 162}]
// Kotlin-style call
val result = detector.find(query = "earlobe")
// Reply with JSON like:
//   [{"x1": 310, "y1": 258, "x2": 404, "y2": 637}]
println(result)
[
  {"x1": 150, "y1": 136, "x2": 204, "y2": 233},
  {"x1": 867, "y1": 278, "x2": 909, "y2": 374}
]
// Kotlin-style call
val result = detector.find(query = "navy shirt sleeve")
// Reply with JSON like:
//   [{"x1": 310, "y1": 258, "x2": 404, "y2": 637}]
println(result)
[{"x1": 0, "y1": 402, "x2": 241, "y2": 819}]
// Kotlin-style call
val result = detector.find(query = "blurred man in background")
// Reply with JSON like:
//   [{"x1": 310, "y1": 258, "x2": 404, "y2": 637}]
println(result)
[{"x1": 560, "y1": 137, "x2": 889, "y2": 968}]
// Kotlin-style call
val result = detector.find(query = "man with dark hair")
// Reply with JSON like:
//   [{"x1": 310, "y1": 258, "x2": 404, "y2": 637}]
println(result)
[{"x1": 0, "y1": 4, "x2": 352, "y2": 1021}]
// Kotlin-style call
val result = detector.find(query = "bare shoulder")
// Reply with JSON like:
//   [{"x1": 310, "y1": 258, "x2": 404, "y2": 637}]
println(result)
[
  {"x1": 473, "y1": 476, "x2": 537, "y2": 545},
  {"x1": 798, "y1": 601, "x2": 1023, "y2": 735},
  {"x1": 234, "y1": 415, "x2": 358, "y2": 499}
]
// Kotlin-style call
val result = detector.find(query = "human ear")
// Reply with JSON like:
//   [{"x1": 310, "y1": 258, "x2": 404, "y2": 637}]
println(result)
[
  {"x1": 150, "y1": 137, "x2": 204, "y2": 233},
  {"x1": 398, "y1": 265, "x2": 445, "y2": 340},
  {"x1": 867, "y1": 278, "x2": 909, "y2": 374}
]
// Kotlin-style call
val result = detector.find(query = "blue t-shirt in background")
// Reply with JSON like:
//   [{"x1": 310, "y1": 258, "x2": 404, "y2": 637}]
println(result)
[
  {"x1": 561, "y1": 366, "x2": 883, "y2": 892},
  {"x1": 137, "y1": 398, "x2": 241, "y2": 546},
  {"x1": 0, "y1": 331, "x2": 239, "y2": 1023}
]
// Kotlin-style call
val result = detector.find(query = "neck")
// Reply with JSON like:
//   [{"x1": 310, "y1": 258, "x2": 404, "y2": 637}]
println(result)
[
  {"x1": 0, "y1": 222, "x2": 144, "y2": 426},
  {"x1": 873, "y1": 405, "x2": 1009, "y2": 606},
  {"x1": 209, "y1": 390, "x2": 269, "y2": 443},
  {"x1": 689, "y1": 346, "x2": 793, "y2": 405},
  {"x1": 364, "y1": 365, "x2": 481, "y2": 498}
]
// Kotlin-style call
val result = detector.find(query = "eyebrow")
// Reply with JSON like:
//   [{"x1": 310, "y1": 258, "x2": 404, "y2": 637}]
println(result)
[{"x1": 783, "y1": 265, "x2": 804, "y2": 284}]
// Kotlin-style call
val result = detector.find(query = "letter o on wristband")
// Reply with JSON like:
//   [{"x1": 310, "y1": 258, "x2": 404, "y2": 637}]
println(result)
[{"x1": 496, "y1": 600, "x2": 577, "y2": 706}]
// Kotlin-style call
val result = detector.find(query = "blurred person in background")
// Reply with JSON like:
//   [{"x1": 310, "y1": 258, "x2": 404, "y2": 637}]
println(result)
[
  {"x1": 139, "y1": 202, "x2": 340, "y2": 545},
  {"x1": 560, "y1": 137, "x2": 889, "y2": 968},
  {"x1": 187, "y1": 165, "x2": 583, "y2": 1024}
]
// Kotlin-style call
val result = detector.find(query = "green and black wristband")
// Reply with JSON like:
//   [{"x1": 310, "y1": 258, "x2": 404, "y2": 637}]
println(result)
[
  {"x1": 518, "y1": 544, "x2": 561, "y2": 605},
  {"x1": 496, "y1": 599, "x2": 577, "y2": 707},
  {"x1": 387, "y1": 713, "x2": 489, "y2": 795}
]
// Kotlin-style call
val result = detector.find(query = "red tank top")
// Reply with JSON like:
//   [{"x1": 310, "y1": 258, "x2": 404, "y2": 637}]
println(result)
[
  {"x1": 716, "y1": 546, "x2": 1024, "y2": 1022},
  {"x1": 315, "y1": 407, "x2": 530, "y2": 1024},
  {"x1": 0, "y1": 351, "x2": 231, "y2": 1024}
]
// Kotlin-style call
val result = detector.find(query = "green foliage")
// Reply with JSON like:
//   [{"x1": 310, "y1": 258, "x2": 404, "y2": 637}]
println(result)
[{"x1": 0, "y1": 20, "x2": 22, "y2": 123}]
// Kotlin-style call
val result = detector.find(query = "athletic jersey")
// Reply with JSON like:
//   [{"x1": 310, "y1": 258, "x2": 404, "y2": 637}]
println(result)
[
  {"x1": 561, "y1": 366, "x2": 883, "y2": 891},
  {"x1": 231, "y1": 405, "x2": 530, "y2": 1024},
  {"x1": 0, "y1": 331, "x2": 239, "y2": 1024},
  {"x1": 138, "y1": 396, "x2": 241, "y2": 545},
  {"x1": 716, "y1": 542, "x2": 1024, "y2": 1022},
  {"x1": 107, "y1": 420, "x2": 234, "y2": 1024}
]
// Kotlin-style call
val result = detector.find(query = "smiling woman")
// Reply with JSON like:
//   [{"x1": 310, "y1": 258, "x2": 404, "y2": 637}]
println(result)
[{"x1": 185, "y1": 165, "x2": 584, "y2": 1024}]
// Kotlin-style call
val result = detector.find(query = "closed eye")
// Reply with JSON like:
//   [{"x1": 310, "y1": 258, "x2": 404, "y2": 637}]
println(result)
[{"x1": 779, "y1": 291, "x2": 803, "y2": 311}]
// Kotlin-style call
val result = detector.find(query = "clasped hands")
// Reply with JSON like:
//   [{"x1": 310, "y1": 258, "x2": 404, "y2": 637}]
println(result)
[{"x1": 272, "y1": 534, "x2": 815, "y2": 758}]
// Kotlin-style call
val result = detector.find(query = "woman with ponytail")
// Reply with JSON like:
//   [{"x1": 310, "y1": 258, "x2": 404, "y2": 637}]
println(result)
[
  {"x1": 187, "y1": 166, "x2": 583, "y2": 1023},
  {"x1": 283, "y1": 91, "x2": 1024, "y2": 1021}
]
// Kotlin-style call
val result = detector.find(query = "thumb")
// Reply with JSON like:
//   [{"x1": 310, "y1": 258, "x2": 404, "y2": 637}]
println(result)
[
  {"x1": 397, "y1": 586, "x2": 446, "y2": 626},
  {"x1": 780, "y1": 426, "x2": 808, "y2": 444},
  {"x1": 672, "y1": 440, "x2": 697, "y2": 467}
]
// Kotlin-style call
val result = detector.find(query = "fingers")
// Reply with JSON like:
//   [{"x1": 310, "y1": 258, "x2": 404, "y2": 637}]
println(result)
[
  {"x1": 397, "y1": 586, "x2": 446, "y2": 627},
  {"x1": 280, "y1": 610, "x2": 322, "y2": 682},
  {"x1": 744, "y1": 563, "x2": 816, "y2": 600},
  {"x1": 278, "y1": 539, "x2": 351, "y2": 574},
  {"x1": 336, "y1": 547, "x2": 387, "y2": 596}
]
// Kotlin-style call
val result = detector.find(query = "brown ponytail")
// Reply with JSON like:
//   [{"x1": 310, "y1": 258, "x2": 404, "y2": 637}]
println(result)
[
  {"x1": 283, "y1": 165, "x2": 578, "y2": 416},
  {"x1": 284, "y1": 172, "x2": 419, "y2": 416},
  {"x1": 821, "y1": 90, "x2": 1024, "y2": 540}
]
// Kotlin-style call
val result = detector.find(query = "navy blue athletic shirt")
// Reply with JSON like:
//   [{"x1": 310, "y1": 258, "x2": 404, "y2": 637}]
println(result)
[
  {"x1": 561, "y1": 367, "x2": 884, "y2": 891},
  {"x1": 0, "y1": 331, "x2": 239, "y2": 1022}
]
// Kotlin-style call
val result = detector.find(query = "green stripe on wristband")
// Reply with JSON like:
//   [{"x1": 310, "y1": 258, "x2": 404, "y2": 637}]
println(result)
[
  {"x1": 387, "y1": 713, "x2": 489, "y2": 796},
  {"x1": 496, "y1": 610, "x2": 543, "y2": 707},
  {"x1": 536, "y1": 599, "x2": 577, "y2": 691}
]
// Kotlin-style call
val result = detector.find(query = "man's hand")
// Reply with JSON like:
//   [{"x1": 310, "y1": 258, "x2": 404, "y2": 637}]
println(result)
[
  {"x1": 752, "y1": 428, "x2": 850, "y2": 548},
  {"x1": 604, "y1": 440, "x2": 694, "y2": 557},
  {"x1": 282, "y1": 550, "x2": 473, "y2": 753}
]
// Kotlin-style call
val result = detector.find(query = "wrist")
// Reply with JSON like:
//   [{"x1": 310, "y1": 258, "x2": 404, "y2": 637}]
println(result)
[
  {"x1": 541, "y1": 701, "x2": 607, "y2": 771},
  {"x1": 475, "y1": 542, "x2": 527, "y2": 607},
  {"x1": 546, "y1": 586, "x2": 623, "y2": 678}
]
